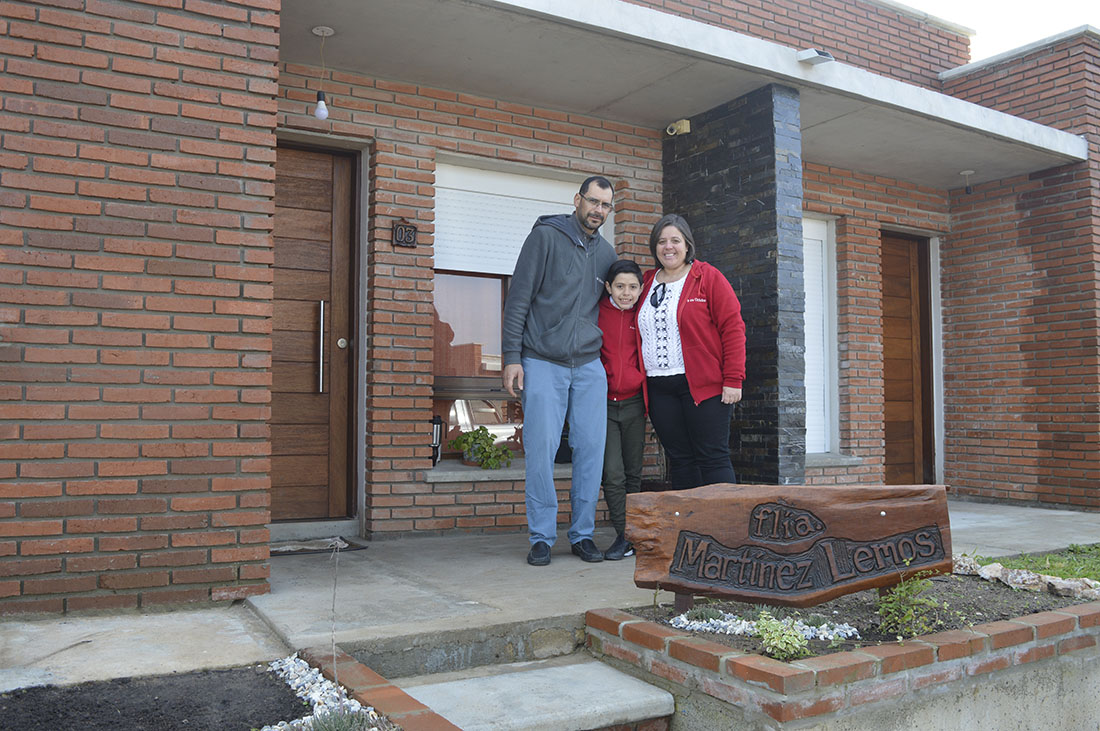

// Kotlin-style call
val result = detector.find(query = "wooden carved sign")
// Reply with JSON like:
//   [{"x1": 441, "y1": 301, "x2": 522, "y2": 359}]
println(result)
[{"x1": 627, "y1": 484, "x2": 953, "y2": 608}]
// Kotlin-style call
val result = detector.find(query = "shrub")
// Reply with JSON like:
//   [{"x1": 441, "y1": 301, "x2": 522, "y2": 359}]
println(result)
[
  {"x1": 876, "y1": 570, "x2": 948, "y2": 639},
  {"x1": 755, "y1": 610, "x2": 810, "y2": 661}
]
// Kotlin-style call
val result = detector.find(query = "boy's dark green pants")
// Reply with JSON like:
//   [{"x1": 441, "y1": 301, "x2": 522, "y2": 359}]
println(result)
[{"x1": 602, "y1": 393, "x2": 645, "y2": 535}]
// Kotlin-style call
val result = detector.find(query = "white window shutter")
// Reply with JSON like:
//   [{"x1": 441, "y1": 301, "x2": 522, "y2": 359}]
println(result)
[
  {"x1": 802, "y1": 217, "x2": 831, "y2": 453},
  {"x1": 434, "y1": 164, "x2": 613, "y2": 276}
]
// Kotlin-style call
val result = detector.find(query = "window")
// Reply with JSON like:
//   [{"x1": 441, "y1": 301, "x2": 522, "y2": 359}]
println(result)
[
  {"x1": 802, "y1": 217, "x2": 837, "y2": 453},
  {"x1": 432, "y1": 163, "x2": 613, "y2": 456}
]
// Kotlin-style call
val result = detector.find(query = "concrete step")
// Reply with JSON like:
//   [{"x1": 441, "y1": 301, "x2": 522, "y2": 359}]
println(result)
[
  {"x1": 393, "y1": 653, "x2": 675, "y2": 731},
  {"x1": 343, "y1": 614, "x2": 587, "y2": 679}
]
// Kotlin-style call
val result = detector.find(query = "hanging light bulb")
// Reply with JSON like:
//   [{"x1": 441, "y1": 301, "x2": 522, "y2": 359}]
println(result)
[{"x1": 311, "y1": 26, "x2": 334, "y2": 121}]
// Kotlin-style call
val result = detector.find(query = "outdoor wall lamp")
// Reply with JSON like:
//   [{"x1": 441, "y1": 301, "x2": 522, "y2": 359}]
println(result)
[
  {"x1": 796, "y1": 48, "x2": 835, "y2": 65},
  {"x1": 431, "y1": 415, "x2": 443, "y2": 465},
  {"x1": 311, "y1": 26, "x2": 334, "y2": 121}
]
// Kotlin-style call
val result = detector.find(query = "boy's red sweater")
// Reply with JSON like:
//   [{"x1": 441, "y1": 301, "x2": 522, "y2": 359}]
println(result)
[{"x1": 598, "y1": 296, "x2": 644, "y2": 401}]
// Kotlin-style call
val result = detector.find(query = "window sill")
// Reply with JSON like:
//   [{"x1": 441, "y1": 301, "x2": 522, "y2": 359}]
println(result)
[
  {"x1": 804, "y1": 452, "x2": 865, "y2": 469},
  {"x1": 425, "y1": 458, "x2": 572, "y2": 484}
]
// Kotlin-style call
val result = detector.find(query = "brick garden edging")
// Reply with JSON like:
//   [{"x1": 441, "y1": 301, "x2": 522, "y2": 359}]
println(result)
[
  {"x1": 586, "y1": 602, "x2": 1100, "y2": 726},
  {"x1": 300, "y1": 646, "x2": 461, "y2": 731}
]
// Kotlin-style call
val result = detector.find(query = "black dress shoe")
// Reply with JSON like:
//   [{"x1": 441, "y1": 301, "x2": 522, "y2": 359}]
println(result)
[
  {"x1": 603, "y1": 533, "x2": 634, "y2": 561},
  {"x1": 527, "y1": 541, "x2": 551, "y2": 566},
  {"x1": 570, "y1": 538, "x2": 604, "y2": 563}
]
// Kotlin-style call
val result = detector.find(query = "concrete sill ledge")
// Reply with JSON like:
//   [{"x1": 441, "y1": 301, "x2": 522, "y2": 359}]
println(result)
[
  {"x1": 804, "y1": 452, "x2": 865, "y2": 469},
  {"x1": 426, "y1": 459, "x2": 572, "y2": 483}
]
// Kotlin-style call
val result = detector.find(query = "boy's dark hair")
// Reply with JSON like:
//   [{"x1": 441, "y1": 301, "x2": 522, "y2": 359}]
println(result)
[
  {"x1": 580, "y1": 175, "x2": 614, "y2": 197},
  {"x1": 648, "y1": 213, "x2": 696, "y2": 268},
  {"x1": 606, "y1": 258, "x2": 643, "y2": 285}
]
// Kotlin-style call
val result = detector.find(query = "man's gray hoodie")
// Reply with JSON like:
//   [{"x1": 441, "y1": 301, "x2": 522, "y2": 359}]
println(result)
[{"x1": 502, "y1": 213, "x2": 617, "y2": 368}]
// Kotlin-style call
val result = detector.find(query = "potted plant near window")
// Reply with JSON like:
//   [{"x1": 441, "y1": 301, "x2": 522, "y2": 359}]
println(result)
[{"x1": 448, "y1": 426, "x2": 512, "y2": 469}]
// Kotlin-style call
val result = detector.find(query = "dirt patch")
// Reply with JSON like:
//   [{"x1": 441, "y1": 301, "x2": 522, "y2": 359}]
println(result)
[
  {"x1": 0, "y1": 665, "x2": 309, "y2": 731},
  {"x1": 629, "y1": 574, "x2": 1089, "y2": 656}
]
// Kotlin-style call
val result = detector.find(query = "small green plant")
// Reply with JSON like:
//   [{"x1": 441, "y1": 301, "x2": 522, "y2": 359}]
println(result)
[
  {"x1": 752, "y1": 604, "x2": 792, "y2": 622},
  {"x1": 804, "y1": 613, "x2": 828, "y2": 628},
  {"x1": 755, "y1": 610, "x2": 810, "y2": 661},
  {"x1": 448, "y1": 426, "x2": 512, "y2": 469},
  {"x1": 685, "y1": 605, "x2": 724, "y2": 622},
  {"x1": 876, "y1": 569, "x2": 949, "y2": 639}
]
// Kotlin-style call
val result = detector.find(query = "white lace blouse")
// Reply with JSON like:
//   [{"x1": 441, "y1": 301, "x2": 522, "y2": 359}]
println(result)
[{"x1": 638, "y1": 272, "x2": 688, "y2": 376}]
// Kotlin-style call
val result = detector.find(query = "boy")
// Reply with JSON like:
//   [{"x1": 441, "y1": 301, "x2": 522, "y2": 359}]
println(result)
[{"x1": 598, "y1": 259, "x2": 645, "y2": 560}]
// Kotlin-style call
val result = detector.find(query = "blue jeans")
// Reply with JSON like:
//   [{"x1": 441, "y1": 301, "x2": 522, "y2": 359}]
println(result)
[{"x1": 521, "y1": 357, "x2": 607, "y2": 546}]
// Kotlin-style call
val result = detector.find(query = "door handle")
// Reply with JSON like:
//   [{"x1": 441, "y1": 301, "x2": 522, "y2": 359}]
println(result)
[
  {"x1": 337, "y1": 338, "x2": 348, "y2": 349},
  {"x1": 318, "y1": 300, "x2": 326, "y2": 394}
]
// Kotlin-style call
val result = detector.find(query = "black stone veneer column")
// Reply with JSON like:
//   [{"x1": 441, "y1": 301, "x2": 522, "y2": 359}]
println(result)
[{"x1": 662, "y1": 84, "x2": 805, "y2": 484}]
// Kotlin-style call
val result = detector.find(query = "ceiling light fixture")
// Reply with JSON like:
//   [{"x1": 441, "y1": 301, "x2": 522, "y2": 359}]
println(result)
[
  {"x1": 311, "y1": 26, "x2": 334, "y2": 121},
  {"x1": 960, "y1": 169, "x2": 975, "y2": 195}
]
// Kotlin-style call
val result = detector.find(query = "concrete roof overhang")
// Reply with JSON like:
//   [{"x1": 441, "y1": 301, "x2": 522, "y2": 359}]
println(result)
[{"x1": 280, "y1": 0, "x2": 1089, "y2": 190}]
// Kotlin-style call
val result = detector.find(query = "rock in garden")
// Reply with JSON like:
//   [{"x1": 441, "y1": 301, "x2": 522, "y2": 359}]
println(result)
[
  {"x1": 952, "y1": 555, "x2": 981, "y2": 575},
  {"x1": 1044, "y1": 575, "x2": 1090, "y2": 597},
  {"x1": 999, "y1": 568, "x2": 1044, "y2": 592},
  {"x1": 977, "y1": 562, "x2": 1003, "y2": 581}
]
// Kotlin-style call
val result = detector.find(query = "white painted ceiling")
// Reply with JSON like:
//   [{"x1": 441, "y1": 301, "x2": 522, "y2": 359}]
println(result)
[{"x1": 279, "y1": 0, "x2": 1087, "y2": 190}]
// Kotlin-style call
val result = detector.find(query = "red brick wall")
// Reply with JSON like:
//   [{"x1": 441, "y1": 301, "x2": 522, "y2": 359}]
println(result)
[
  {"x1": 626, "y1": 0, "x2": 970, "y2": 88},
  {"x1": 940, "y1": 33, "x2": 1100, "y2": 507},
  {"x1": 277, "y1": 64, "x2": 664, "y2": 536},
  {"x1": 941, "y1": 33, "x2": 1100, "y2": 135},
  {"x1": 940, "y1": 164, "x2": 1099, "y2": 508},
  {"x1": 802, "y1": 164, "x2": 950, "y2": 484},
  {"x1": 0, "y1": 0, "x2": 279, "y2": 614}
]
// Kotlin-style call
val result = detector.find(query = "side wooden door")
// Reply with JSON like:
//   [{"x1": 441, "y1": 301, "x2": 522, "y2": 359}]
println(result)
[
  {"x1": 881, "y1": 232, "x2": 934, "y2": 484},
  {"x1": 271, "y1": 147, "x2": 354, "y2": 520}
]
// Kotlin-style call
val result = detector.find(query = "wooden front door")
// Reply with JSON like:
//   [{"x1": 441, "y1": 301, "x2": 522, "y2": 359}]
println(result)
[
  {"x1": 271, "y1": 147, "x2": 355, "y2": 520},
  {"x1": 881, "y1": 232, "x2": 933, "y2": 484}
]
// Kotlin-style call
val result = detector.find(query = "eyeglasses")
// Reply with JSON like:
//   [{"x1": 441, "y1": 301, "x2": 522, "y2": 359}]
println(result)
[
  {"x1": 649, "y1": 282, "x2": 666, "y2": 308},
  {"x1": 582, "y1": 195, "x2": 614, "y2": 212}
]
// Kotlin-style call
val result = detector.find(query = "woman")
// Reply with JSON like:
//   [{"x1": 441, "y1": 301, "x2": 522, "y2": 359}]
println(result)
[{"x1": 637, "y1": 214, "x2": 746, "y2": 489}]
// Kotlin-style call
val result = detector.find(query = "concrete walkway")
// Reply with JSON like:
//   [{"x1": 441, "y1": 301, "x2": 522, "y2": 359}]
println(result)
[{"x1": 2, "y1": 499, "x2": 1098, "y2": 691}]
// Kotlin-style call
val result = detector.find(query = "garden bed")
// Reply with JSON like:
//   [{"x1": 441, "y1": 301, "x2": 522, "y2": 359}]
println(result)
[
  {"x1": 627, "y1": 573, "x2": 1086, "y2": 657},
  {"x1": 587, "y1": 569, "x2": 1100, "y2": 729}
]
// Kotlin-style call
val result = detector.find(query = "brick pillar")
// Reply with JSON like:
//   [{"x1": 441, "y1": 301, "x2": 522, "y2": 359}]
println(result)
[{"x1": 662, "y1": 85, "x2": 805, "y2": 484}]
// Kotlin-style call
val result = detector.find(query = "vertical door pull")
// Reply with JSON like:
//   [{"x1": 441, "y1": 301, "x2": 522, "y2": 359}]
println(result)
[{"x1": 318, "y1": 300, "x2": 326, "y2": 393}]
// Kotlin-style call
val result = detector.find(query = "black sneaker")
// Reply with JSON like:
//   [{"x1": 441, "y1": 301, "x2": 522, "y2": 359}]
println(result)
[
  {"x1": 570, "y1": 538, "x2": 604, "y2": 563},
  {"x1": 603, "y1": 533, "x2": 634, "y2": 561},
  {"x1": 527, "y1": 541, "x2": 551, "y2": 566}
]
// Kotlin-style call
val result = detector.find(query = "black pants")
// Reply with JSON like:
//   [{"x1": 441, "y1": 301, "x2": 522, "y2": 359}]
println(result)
[{"x1": 647, "y1": 374, "x2": 736, "y2": 490}]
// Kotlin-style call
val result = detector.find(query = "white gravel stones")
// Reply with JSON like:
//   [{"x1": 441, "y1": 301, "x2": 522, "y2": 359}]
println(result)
[
  {"x1": 669, "y1": 611, "x2": 860, "y2": 643},
  {"x1": 260, "y1": 654, "x2": 388, "y2": 731}
]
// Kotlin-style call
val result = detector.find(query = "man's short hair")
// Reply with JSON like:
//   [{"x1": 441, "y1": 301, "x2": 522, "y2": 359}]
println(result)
[{"x1": 579, "y1": 175, "x2": 613, "y2": 197}]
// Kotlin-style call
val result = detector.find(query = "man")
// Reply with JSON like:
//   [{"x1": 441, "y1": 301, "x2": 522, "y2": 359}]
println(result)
[{"x1": 502, "y1": 176, "x2": 618, "y2": 566}]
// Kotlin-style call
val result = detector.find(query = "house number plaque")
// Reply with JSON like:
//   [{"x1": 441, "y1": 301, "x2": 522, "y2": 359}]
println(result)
[{"x1": 393, "y1": 220, "x2": 418, "y2": 248}]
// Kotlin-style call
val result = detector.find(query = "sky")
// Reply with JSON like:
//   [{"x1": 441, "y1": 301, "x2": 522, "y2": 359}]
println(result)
[{"x1": 899, "y1": 0, "x2": 1099, "y2": 61}]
